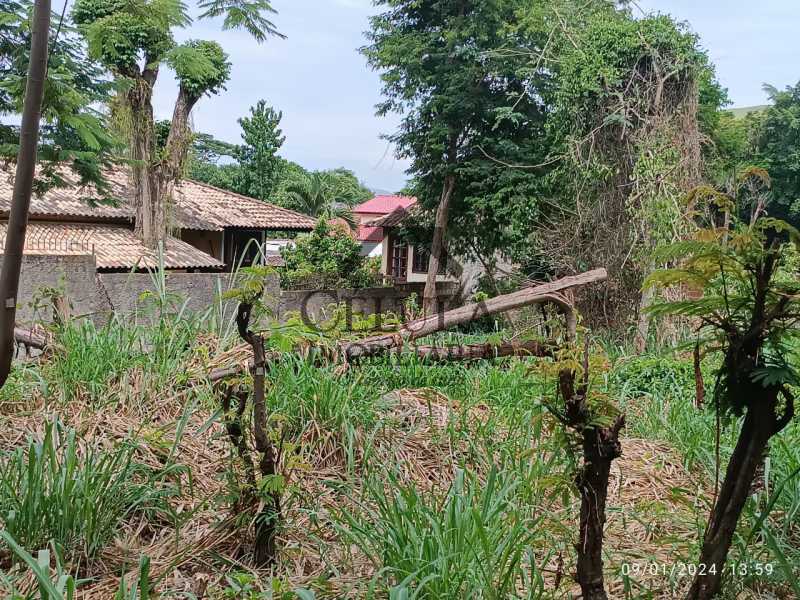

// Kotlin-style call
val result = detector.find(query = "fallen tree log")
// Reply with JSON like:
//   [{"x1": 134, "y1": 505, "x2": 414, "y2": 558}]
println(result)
[
  {"x1": 206, "y1": 339, "x2": 555, "y2": 383},
  {"x1": 340, "y1": 268, "x2": 607, "y2": 360},
  {"x1": 413, "y1": 339, "x2": 555, "y2": 361}
]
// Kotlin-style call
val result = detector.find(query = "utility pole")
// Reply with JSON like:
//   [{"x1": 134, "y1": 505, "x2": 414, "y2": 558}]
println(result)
[{"x1": 0, "y1": 0, "x2": 51, "y2": 388}]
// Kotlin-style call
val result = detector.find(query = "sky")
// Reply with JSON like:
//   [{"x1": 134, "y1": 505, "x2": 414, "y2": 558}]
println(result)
[{"x1": 151, "y1": 0, "x2": 800, "y2": 193}]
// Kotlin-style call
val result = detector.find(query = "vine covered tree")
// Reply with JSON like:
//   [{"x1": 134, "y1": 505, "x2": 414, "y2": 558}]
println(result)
[
  {"x1": 646, "y1": 170, "x2": 800, "y2": 599},
  {"x1": 71, "y1": 0, "x2": 284, "y2": 248},
  {"x1": 536, "y1": 8, "x2": 721, "y2": 338}
]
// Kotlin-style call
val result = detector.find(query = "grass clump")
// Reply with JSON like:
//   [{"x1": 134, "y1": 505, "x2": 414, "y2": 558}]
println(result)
[
  {"x1": 336, "y1": 468, "x2": 543, "y2": 599},
  {"x1": 0, "y1": 421, "x2": 160, "y2": 562}
]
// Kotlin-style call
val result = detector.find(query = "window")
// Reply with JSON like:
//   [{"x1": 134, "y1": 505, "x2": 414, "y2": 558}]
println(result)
[
  {"x1": 412, "y1": 245, "x2": 446, "y2": 274},
  {"x1": 390, "y1": 237, "x2": 408, "y2": 279},
  {"x1": 412, "y1": 245, "x2": 428, "y2": 273}
]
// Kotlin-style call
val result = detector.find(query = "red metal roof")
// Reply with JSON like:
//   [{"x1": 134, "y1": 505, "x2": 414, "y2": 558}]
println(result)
[{"x1": 353, "y1": 195, "x2": 416, "y2": 215}]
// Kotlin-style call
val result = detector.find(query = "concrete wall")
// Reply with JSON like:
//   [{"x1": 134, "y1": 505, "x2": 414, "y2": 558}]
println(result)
[
  {"x1": 13, "y1": 253, "x2": 455, "y2": 330},
  {"x1": 12, "y1": 254, "x2": 280, "y2": 325},
  {"x1": 12, "y1": 255, "x2": 109, "y2": 326}
]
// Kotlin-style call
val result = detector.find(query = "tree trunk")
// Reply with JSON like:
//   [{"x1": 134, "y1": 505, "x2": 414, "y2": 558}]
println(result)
[
  {"x1": 0, "y1": 0, "x2": 51, "y2": 389},
  {"x1": 342, "y1": 269, "x2": 605, "y2": 360},
  {"x1": 575, "y1": 420, "x2": 624, "y2": 599},
  {"x1": 413, "y1": 339, "x2": 555, "y2": 361},
  {"x1": 423, "y1": 174, "x2": 456, "y2": 315},
  {"x1": 128, "y1": 78, "x2": 160, "y2": 248},
  {"x1": 686, "y1": 397, "x2": 779, "y2": 599},
  {"x1": 236, "y1": 301, "x2": 280, "y2": 568},
  {"x1": 153, "y1": 87, "x2": 200, "y2": 242}
]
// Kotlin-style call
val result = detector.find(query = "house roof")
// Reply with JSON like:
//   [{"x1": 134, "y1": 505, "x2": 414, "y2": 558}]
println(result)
[
  {"x1": 353, "y1": 195, "x2": 416, "y2": 215},
  {"x1": 356, "y1": 225, "x2": 384, "y2": 242},
  {"x1": 0, "y1": 221, "x2": 223, "y2": 270},
  {"x1": 0, "y1": 166, "x2": 316, "y2": 231},
  {"x1": 175, "y1": 179, "x2": 316, "y2": 231}
]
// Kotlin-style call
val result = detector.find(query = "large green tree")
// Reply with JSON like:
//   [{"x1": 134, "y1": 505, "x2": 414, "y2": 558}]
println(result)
[
  {"x1": 0, "y1": 0, "x2": 117, "y2": 192},
  {"x1": 71, "y1": 0, "x2": 283, "y2": 248},
  {"x1": 752, "y1": 83, "x2": 800, "y2": 226},
  {"x1": 363, "y1": 0, "x2": 545, "y2": 313},
  {"x1": 233, "y1": 99, "x2": 285, "y2": 201}
]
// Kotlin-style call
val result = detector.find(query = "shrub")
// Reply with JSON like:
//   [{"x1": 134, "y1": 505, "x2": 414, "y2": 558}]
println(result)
[{"x1": 279, "y1": 219, "x2": 382, "y2": 289}]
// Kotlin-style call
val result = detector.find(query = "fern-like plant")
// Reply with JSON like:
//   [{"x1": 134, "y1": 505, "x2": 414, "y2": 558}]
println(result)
[{"x1": 645, "y1": 169, "x2": 800, "y2": 599}]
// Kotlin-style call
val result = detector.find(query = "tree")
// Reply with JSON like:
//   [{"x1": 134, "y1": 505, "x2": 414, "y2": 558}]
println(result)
[
  {"x1": 186, "y1": 129, "x2": 240, "y2": 190},
  {"x1": 363, "y1": 0, "x2": 544, "y2": 314},
  {"x1": 323, "y1": 167, "x2": 372, "y2": 207},
  {"x1": 645, "y1": 170, "x2": 800, "y2": 599},
  {"x1": 751, "y1": 83, "x2": 800, "y2": 227},
  {"x1": 0, "y1": 0, "x2": 51, "y2": 388},
  {"x1": 279, "y1": 219, "x2": 378, "y2": 290},
  {"x1": 284, "y1": 172, "x2": 357, "y2": 228},
  {"x1": 71, "y1": 0, "x2": 284, "y2": 248},
  {"x1": 526, "y1": 6, "x2": 721, "y2": 340},
  {"x1": 1, "y1": 0, "x2": 117, "y2": 192},
  {"x1": 234, "y1": 100, "x2": 285, "y2": 201}
]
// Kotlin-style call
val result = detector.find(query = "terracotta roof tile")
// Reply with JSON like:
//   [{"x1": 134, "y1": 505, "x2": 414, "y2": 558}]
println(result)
[
  {"x1": 0, "y1": 221, "x2": 223, "y2": 270},
  {"x1": 174, "y1": 179, "x2": 317, "y2": 231},
  {"x1": 0, "y1": 166, "x2": 316, "y2": 231},
  {"x1": 0, "y1": 168, "x2": 133, "y2": 221}
]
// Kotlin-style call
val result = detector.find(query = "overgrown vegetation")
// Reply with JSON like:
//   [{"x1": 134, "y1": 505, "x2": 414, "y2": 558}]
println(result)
[
  {"x1": 2, "y1": 284, "x2": 799, "y2": 597},
  {"x1": 279, "y1": 219, "x2": 383, "y2": 290},
  {"x1": 3, "y1": 1, "x2": 800, "y2": 598}
]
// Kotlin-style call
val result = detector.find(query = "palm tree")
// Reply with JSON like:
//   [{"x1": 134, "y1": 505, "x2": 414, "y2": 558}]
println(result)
[{"x1": 285, "y1": 172, "x2": 357, "y2": 229}]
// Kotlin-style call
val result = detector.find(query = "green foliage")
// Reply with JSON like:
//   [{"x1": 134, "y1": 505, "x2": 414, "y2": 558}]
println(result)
[
  {"x1": 646, "y1": 174, "x2": 800, "y2": 417},
  {"x1": 363, "y1": 0, "x2": 548, "y2": 265},
  {"x1": 0, "y1": 422, "x2": 161, "y2": 562},
  {"x1": 336, "y1": 468, "x2": 539, "y2": 598},
  {"x1": 186, "y1": 104, "x2": 370, "y2": 210},
  {"x1": 73, "y1": 0, "x2": 187, "y2": 76},
  {"x1": 279, "y1": 219, "x2": 381, "y2": 289},
  {"x1": 283, "y1": 171, "x2": 356, "y2": 227},
  {"x1": 197, "y1": 0, "x2": 283, "y2": 43},
  {"x1": 0, "y1": 0, "x2": 118, "y2": 193},
  {"x1": 234, "y1": 100, "x2": 285, "y2": 201},
  {"x1": 751, "y1": 82, "x2": 800, "y2": 226},
  {"x1": 168, "y1": 39, "x2": 231, "y2": 100}
]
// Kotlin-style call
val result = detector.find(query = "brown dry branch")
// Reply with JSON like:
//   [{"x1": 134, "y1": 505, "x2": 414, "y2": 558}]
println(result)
[{"x1": 341, "y1": 269, "x2": 605, "y2": 360}]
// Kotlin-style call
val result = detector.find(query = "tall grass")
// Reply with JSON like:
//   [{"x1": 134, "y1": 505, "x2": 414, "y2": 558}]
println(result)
[
  {"x1": 610, "y1": 351, "x2": 800, "y2": 594},
  {"x1": 0, "y1": 422, "x2": 162, "y2": 562},
  {"x1": 336, "y1": 468, "x2": 544, "y2": 599}
]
